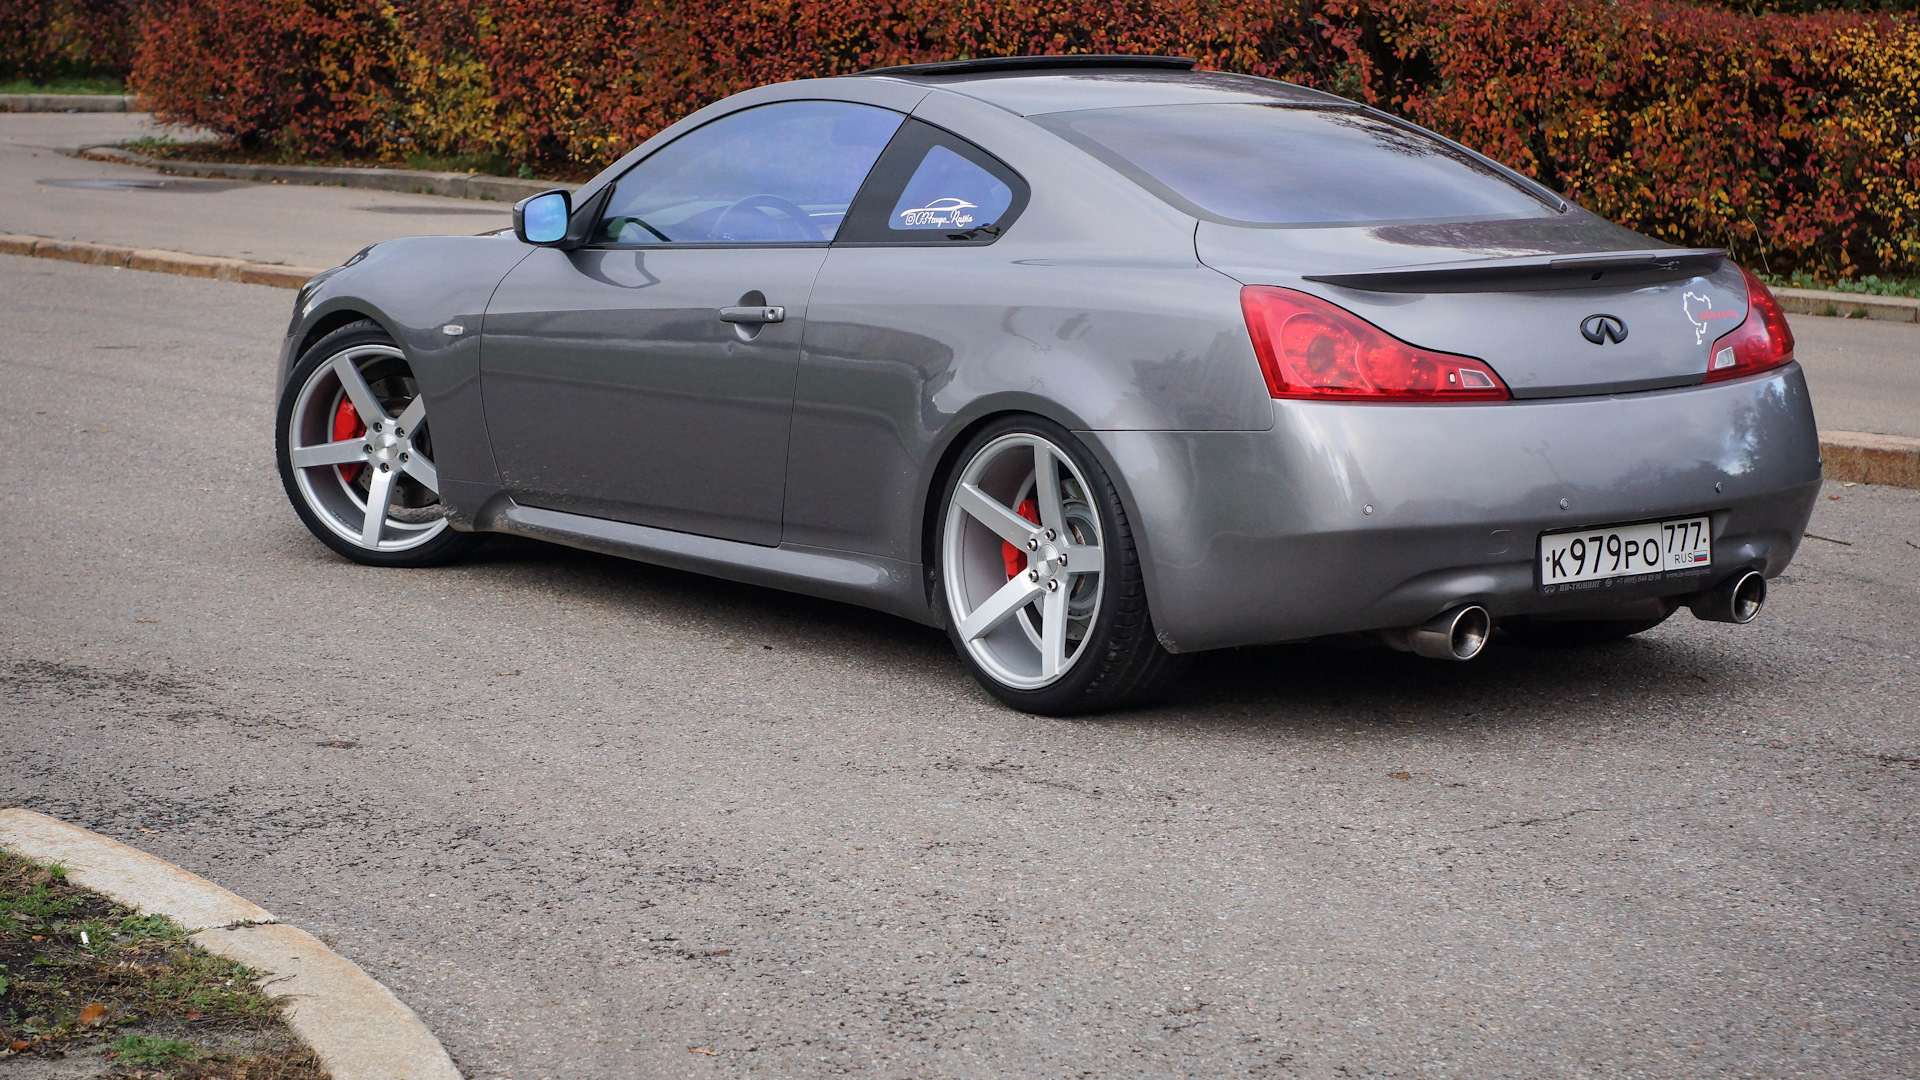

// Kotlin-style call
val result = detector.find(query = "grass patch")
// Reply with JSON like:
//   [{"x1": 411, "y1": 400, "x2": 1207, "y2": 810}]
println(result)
[
  {"x1": 1767, "y1": 270, "x2": 1920, "y2": 299},
  {"x1": 0, "y1": 848, "x2": 326, "y2": 1077},
  {"x1": 111, "y1": 1032, "x2": 200, "y2": 1064},
  {"x1": 0, "y1": 75, "x2": 126, "y2": 95}
]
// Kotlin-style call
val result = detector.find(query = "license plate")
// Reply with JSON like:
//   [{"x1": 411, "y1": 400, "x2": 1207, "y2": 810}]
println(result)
[{"x1": 1537, "y1": 515, "x2": 1712, "y2": 595}]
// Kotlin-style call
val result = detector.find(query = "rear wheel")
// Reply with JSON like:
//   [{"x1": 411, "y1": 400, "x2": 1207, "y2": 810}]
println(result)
[
  {"x1": 275, "y1": 321, "x2": 478, "y2": 567},
  {"x1": 935, "y1": 416, "x2": 1184, "y2": 715}
]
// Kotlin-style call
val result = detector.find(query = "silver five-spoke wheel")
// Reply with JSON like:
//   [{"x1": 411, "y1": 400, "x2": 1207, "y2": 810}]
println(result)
[
  {"x1": 286, "y1": 343, "x2": 446, "y2": 552},
  {"x1": 277, "y1": 322, "x2": 474, "y2": 567},
  {"x1": 943, "y1": 431, "x2": 1107, "y2": 690}
]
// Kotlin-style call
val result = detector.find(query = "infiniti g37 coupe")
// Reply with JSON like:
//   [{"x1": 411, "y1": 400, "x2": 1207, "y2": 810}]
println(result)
[{"x1": 274, "y1": 55, "x2": 1820, "y2": 714}]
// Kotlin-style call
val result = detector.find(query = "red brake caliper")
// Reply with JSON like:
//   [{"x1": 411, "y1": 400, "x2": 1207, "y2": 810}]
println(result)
[
  {"x1": 1000, "y1": 498, "x2": 1041, "y2": 579},
  {"x1": 332, "y1": 397, "x2": 366, "y2": 482}
]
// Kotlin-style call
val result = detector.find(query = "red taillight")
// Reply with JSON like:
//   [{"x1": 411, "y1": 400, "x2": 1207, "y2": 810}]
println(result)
[
  {"x1": 1705, "y1": 267, "x2": 1796, "y2": 382},
  {"x1": 1240, "y1": 286, "x2": 1510, "y2": 402}
]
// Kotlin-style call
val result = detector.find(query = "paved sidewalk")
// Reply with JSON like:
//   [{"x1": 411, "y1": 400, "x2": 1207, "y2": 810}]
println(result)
[
  {"x1": 4, "y1": 112, "x2": 1914, "y2": 442},
  {"x1": 0, "y1": 112, "x2": 510, "y2": 269},
  {"x1": 1789, "y1": 315, "x2": 1920, "y2": 439}
]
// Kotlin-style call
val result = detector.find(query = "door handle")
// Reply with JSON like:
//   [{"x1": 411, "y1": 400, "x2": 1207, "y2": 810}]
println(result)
[{"x1": 718, "y1": 305, "x2": 785, "y2": 325}]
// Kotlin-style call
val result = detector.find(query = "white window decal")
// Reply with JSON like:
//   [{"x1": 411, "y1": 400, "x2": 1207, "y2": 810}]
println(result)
[
  {"x1": 888, "y1": 145, "x2": 1013, "y2": 233},
  {"x1": 898, "y1": 197, "x2": 978, "y2": 229}
]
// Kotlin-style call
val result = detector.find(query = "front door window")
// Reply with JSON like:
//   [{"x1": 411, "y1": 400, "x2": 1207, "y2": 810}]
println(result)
[{"x1": 596, "y1": 101, "x2": 904, "y2": 245}]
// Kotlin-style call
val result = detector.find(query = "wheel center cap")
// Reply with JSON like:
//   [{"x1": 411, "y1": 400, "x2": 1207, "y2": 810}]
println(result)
[
  {"x1": 371, "y1": 430, "x2": 403, "y2": 464},
  {"x1": 1035, "y1": 542, "x2": 1062, "y2": 578}
]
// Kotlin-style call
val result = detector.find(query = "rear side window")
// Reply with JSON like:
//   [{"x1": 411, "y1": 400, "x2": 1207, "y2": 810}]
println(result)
[
  {"x1": 837, "y1": 120, "x2": 1029, "y2": 244},
  {"x1": 1035, "y1": 104, "x2": 1556, "y2": 228},
  {"x1": 889, "y1": 146, "x2": 1013, "y2": 232},
  {"x1": 595, "y1": 100, "x2": 903, "y2": 245}
]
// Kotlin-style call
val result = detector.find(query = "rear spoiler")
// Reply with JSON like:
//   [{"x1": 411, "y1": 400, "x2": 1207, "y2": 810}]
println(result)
[{"x1": 1304, "y1": 248, "x2": 1728, "y2": 292}]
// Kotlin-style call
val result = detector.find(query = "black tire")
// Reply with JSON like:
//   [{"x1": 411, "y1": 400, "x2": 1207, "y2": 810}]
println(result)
[
  {"x1": 1501, "y1": 608, "x2": 1674, "y2": 646},
  {"x1": 934, "y1": 415, "x2": 1187, "y2": 715},
  {"x1": 275, "y1": 320, "x2": 479, "y2": 568}
]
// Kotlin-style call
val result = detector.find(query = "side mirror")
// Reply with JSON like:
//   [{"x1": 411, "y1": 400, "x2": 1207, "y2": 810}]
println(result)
[{"x1": 514, "y1": 189, "x2": 572, "y2": 246}]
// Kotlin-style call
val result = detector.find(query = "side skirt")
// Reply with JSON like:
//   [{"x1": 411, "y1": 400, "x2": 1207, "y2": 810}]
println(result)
[{"x1": 472, "y1": 497, "x2": 939, "y2": 627}]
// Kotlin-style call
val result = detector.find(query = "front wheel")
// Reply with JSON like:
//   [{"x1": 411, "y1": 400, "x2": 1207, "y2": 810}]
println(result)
[
  {"x1": 275, "y1": 321, "x2": 478, "y2": 567},
  {"x1": 935, "y1": 416, "x2": 1185, "y2": 715}
]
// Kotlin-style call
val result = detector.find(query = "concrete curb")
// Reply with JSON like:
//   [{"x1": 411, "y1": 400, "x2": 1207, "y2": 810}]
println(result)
[
  {"x1": 0, "y1": 808, "x2": 274, "y2": 930},
  {"x1": 1821, "y1": 430, "x2": 1920, "y2": 490},
  {"x1": 0, "y1": 93, "x2": 139, "y2": 113},
  {"x1": 1777, "y1": 286, "x2": 1920, "y2": 323},
  {"x1": 79, "y1": 144, "x2": 574, "y2": 203},
  {"x1": 0, "y1": 230, "x2": 321, "y2": 289},
  {"x1": 0, "y1": 808, "x2": 462, "y2": 1080}
]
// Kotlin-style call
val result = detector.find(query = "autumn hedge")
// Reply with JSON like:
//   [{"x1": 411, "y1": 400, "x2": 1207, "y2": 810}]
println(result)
[
  {"x1": 0, "y1": 0, "x2": 135, "y2": 82},
  {"x1": 8, "y1": 0, "x2": 1917, "y2": 278}
]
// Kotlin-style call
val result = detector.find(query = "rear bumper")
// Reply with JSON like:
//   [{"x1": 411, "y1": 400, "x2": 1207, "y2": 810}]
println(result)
[{"x1": 1089, "y1": 365, "x2": 1822, "y2": 652}]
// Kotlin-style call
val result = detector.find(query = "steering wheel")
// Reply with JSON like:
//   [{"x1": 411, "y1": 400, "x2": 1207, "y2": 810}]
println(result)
[{"x1": 709, "y1": 194, "x2": 822, "y2": 243}]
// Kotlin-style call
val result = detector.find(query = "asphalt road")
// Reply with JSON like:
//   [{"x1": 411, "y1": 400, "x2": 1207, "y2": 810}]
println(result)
[
  {"x1": 2, "y1": 255, "x2": 1917, "y2": 1079},
  {"x1": 0, "y1": 113, "x2": 512, "y2": 268}
]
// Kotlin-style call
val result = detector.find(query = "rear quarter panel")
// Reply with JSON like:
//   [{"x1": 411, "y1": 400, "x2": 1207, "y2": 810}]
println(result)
[{"x1": 782, "y1": 88, "x2": 1271, "y2": 563}]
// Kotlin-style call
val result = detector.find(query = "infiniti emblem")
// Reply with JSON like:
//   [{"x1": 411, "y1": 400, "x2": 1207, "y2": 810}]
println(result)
[{"x1": 1581, "y1": 313, "x2": 1629, "y2": 345}]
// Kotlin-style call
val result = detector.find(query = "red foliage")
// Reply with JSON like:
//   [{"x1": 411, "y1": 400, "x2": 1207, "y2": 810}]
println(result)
[
  {"x1": 0, "y1": 0, "x2": 136, "y2": 81},
  {"x1": 130, "y1": 0, "x2": 409, "y2": 150},
  {"x1": 1318, "y1": 1, "x2": 1920, "y2": 281},
  {"x1": 105, "y1": 0, "x2": 1920, "y2": 276}
]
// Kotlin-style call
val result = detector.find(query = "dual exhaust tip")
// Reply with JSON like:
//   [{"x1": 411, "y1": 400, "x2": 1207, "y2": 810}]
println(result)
[
  {"x1": 1686, "y1": 569, "x2": 1766, "y2": 625},
  {"x1": 1384, "y1": 569, "x2": 1767, "y2": 662},
  {"x1": 1382, "y1": 604, "x2": 1494, "y2": 661}
]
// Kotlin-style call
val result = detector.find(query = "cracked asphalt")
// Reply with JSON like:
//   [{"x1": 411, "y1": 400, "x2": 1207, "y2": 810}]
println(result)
[{"x1": 2, "y1": 253, "x2": 1917, "y2": 1078}]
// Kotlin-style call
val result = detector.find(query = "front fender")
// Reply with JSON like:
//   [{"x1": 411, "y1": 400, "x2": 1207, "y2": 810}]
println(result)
[{"x1": 280, "y1": 233, "x2": 533, "y2": 521}]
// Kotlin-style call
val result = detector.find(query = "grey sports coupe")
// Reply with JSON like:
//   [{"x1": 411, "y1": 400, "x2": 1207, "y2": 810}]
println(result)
[{"x1": 275, "y1": 55, "x2": 1820, "y2": 714}]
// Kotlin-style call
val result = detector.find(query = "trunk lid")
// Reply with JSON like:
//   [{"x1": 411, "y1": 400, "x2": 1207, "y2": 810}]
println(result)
[{"x1": 1198, "y1": 215, "x2": 1752, "y2": 398}]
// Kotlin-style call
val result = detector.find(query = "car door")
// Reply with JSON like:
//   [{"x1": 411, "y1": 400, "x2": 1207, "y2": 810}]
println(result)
[
  {"x1": 783, "y1": 120, "x2": 1031, "y2": 558},
  {"x1": 481, "y1": 100, "x2": 905, "y2": 545}
]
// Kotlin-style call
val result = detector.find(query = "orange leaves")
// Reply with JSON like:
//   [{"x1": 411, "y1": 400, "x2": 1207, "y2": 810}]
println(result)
[
  {"x1": 104, "y1": 0, "x2": 1920, "y2": 278},
  {"x1": 0, "y1": 0, "x2": 137, "y2": 83},
  {"x1": 1331, "y1": 0, "x2": 1919, "y2": 279}
]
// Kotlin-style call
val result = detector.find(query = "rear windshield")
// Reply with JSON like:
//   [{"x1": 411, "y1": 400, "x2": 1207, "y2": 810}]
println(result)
[{"x1": 1037, "y1": 104, "x2": 1556, "y2": 227}]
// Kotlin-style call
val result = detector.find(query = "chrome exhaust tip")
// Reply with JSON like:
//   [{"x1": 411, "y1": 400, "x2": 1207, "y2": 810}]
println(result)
[
  {"x1": 1687, "y1": 569, "x2": 1766, "y2": 624},
  {"x1": 1384, "y1": 605, "x2": 1492, "y2": 661}
]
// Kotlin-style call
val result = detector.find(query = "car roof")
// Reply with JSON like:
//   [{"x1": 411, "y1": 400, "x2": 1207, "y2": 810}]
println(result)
[{"x1": 850, "y1": 55, "x2": 1342, "y2": 116}]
